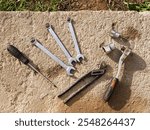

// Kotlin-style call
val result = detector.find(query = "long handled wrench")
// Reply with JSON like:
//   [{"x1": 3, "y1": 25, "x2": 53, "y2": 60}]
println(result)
[
  {"x1": 31, "y1": 38, "x2": 75, "y2": 76},
  {"x1": 46, "y1": 23, "x2": 76, "y2": 66},
  {"x1": 103, "y1": 47, "x2": 132, "y2": 102},
  {"x1": 67, "y1": 17, "x2": 84, "y2": 62}
]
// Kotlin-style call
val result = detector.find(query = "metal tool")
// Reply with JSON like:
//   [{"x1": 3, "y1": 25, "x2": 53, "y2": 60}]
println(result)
[
  {"x1": 67, "y1": 17, "x2": 84, "y2": 62},
  {"x1": 46, "y1": 23, "x2": 76, "y2": 66},
  {"x1": 103, "y1": 47, "x2": 132, "y2": 102},
  {"x1": 102, "y1": 43, "x2": 116, "y2": 54},
  {"x1": 58, "y1": 62, "x2": 107, "y2": 104},
  {"x1": 31, "y1": 38, "x2": 75, "y2": 76},
  {"x1": 7, "y1": 45, "x2": 57, "y2": 88},
  {"x1": 110, "y1": 30, "x2": 121, "y2": 38}
]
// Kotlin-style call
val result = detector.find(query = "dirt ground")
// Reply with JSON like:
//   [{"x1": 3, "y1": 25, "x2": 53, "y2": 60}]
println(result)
[
  {"x1": 0, "y1": 11, "x2": 150, "y2": 112},
  {"x1": 58, "y1": 0, "x2": 146, "y2": 11}
]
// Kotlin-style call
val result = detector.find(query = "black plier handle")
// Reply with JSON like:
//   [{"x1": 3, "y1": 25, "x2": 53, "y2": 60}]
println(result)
[{"x1": 58, "y1": 62, "x2": 107, "y2": 103}]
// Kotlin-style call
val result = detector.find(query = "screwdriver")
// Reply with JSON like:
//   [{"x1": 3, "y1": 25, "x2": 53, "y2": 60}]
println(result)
[{"x1": 7, "y1": 45, "x2": 57, "y2": 88}]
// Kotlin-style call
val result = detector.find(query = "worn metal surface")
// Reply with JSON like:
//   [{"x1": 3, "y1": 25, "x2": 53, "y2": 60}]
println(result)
[{"x1": 0, "y1": 11, "x2": 149, "y2": 112}]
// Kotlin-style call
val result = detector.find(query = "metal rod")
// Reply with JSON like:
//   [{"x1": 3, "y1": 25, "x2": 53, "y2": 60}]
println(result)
[{"x1": 28, "y1": 63, "x2": 57, "y2": 88}]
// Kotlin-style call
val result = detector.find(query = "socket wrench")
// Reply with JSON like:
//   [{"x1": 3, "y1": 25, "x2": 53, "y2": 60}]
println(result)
[{"x1": 103, "y1": 47, "x2": 132, "y2": 102}]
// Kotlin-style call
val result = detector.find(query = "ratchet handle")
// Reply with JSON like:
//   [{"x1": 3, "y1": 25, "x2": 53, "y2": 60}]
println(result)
[
  {"x1": 7, "y1": 45, "x2": 29, "y2": 65},
  {"x1": 103, "y1": 78, "x2": 119, "y2": 102}
]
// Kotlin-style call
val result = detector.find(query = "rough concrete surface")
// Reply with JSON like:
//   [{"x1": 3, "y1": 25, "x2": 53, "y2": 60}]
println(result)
[{"x1": 0, "y1": 11, "x2": 150, "y2": 113}]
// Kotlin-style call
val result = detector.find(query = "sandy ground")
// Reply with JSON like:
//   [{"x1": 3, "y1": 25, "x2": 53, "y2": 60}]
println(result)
[{"x1": 0, "y1": 11, "x2": 150, "y2": 112}]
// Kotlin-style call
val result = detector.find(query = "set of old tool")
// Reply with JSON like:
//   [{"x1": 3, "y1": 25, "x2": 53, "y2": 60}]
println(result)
[
  {"x1": 31, "y1": 18, "x2": 84, "y2": 76},
  {"x1": 7, "y1": 19, "x2": 132, "y2": 105}
]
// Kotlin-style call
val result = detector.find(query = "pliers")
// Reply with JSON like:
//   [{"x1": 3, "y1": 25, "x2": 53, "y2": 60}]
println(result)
[{"x1": 58, "y1": 62, "x2": 107, "y2": 104}]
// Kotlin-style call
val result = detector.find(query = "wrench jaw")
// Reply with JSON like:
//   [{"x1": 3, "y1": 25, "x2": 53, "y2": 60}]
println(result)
[
  {"x1": 45, "y1": 23, "x2": 50, "y2": 29},
  {"x1": 67, "y1": 17, "x2": 72, "y2": 23},
  {"x1": 66, "y1": 66, "x2": 75, "y2": 76},
  {"x1": 76, "y1": 53, "x2": 84, "y2": 62},
  {"x1": 31, "y1": 38, "x2": 42, "y2": 47},
  {"x1": 68, "y1": 57, "x2": 76, "y2": 66},
  {"x1": 30, "y1": 37, "x2": 36, "y2": 45},
  {"x1": 46, "y1": 23, "x2": 54, "y2": 32}
]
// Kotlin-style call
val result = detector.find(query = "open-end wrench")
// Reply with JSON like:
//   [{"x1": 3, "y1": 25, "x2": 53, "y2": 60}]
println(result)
[
  {"x1": 31, "y1": 38, "x2": 75, "y2": 76},
  {"x1": 46, "y1": 23, "x2": 76, "y2": 66},
  {"x1": 67, "y1": 17, "x2": 84, "y2": 62}
]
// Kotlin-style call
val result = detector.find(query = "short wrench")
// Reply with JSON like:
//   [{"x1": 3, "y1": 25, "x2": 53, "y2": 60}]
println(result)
[
  {"x1": 46, "y1": 23, "x2": 76, "y2": 66},
  {"x1": 67, "y1": 17, "x2": 84, "y2": 62},
  {"x1": 31, "y1": 38, "x2": 75, "y2": 76}
]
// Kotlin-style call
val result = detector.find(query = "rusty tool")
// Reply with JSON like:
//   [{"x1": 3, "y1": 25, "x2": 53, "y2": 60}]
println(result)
[
  {"x1": 103, "y1": 47, "x2": 132, "y2": 102},
  {"x1": 7, "y1": 45, "x2": 57, "y2": 88},
  {"x1": 58, "y1": 62, "x2": 107, "y2": 104}
]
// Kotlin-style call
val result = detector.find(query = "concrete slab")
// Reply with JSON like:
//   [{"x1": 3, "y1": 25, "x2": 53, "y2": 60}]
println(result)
[{"x1": 0, "y1": 11, "x2": 149, "y2": 112}]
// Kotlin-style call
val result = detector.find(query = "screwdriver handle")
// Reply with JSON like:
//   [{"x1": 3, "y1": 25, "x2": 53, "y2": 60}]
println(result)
[
  {"x1": 7, "y1": 45, "x2": 29, "y2": 65},
  {"x1": 103, "y1": 78, "x2": 119, "y2": 102}
]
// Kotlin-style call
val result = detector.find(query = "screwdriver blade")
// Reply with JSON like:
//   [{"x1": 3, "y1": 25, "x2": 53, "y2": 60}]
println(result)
[{"x1": 28, "y1": 63, "x2": 57, "y2": 88}]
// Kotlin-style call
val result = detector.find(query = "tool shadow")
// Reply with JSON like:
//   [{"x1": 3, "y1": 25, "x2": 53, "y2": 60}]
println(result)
[
  {"x1": 107, "y1": 50, "x2": 146, "y2": 111},
  {"x1": 60, "y1": 65, "x2": 113, "y2": 106}
]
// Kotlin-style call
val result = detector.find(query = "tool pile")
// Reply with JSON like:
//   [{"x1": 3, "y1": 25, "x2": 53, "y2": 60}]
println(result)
[{"x1": 7, "y1": 18, "x2": 132, "y2": 105}]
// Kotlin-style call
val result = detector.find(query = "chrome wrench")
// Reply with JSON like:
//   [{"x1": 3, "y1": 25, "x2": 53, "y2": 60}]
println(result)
[
  {"x1": 31, "y1": 38, "x2": 75, "y2": 76},
  {"x1": 46, "y1": 23, "x2": 76, "y2": 66},
  {"x1": 67, "y1": 17, "x2": 84, "y2": 62}
]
